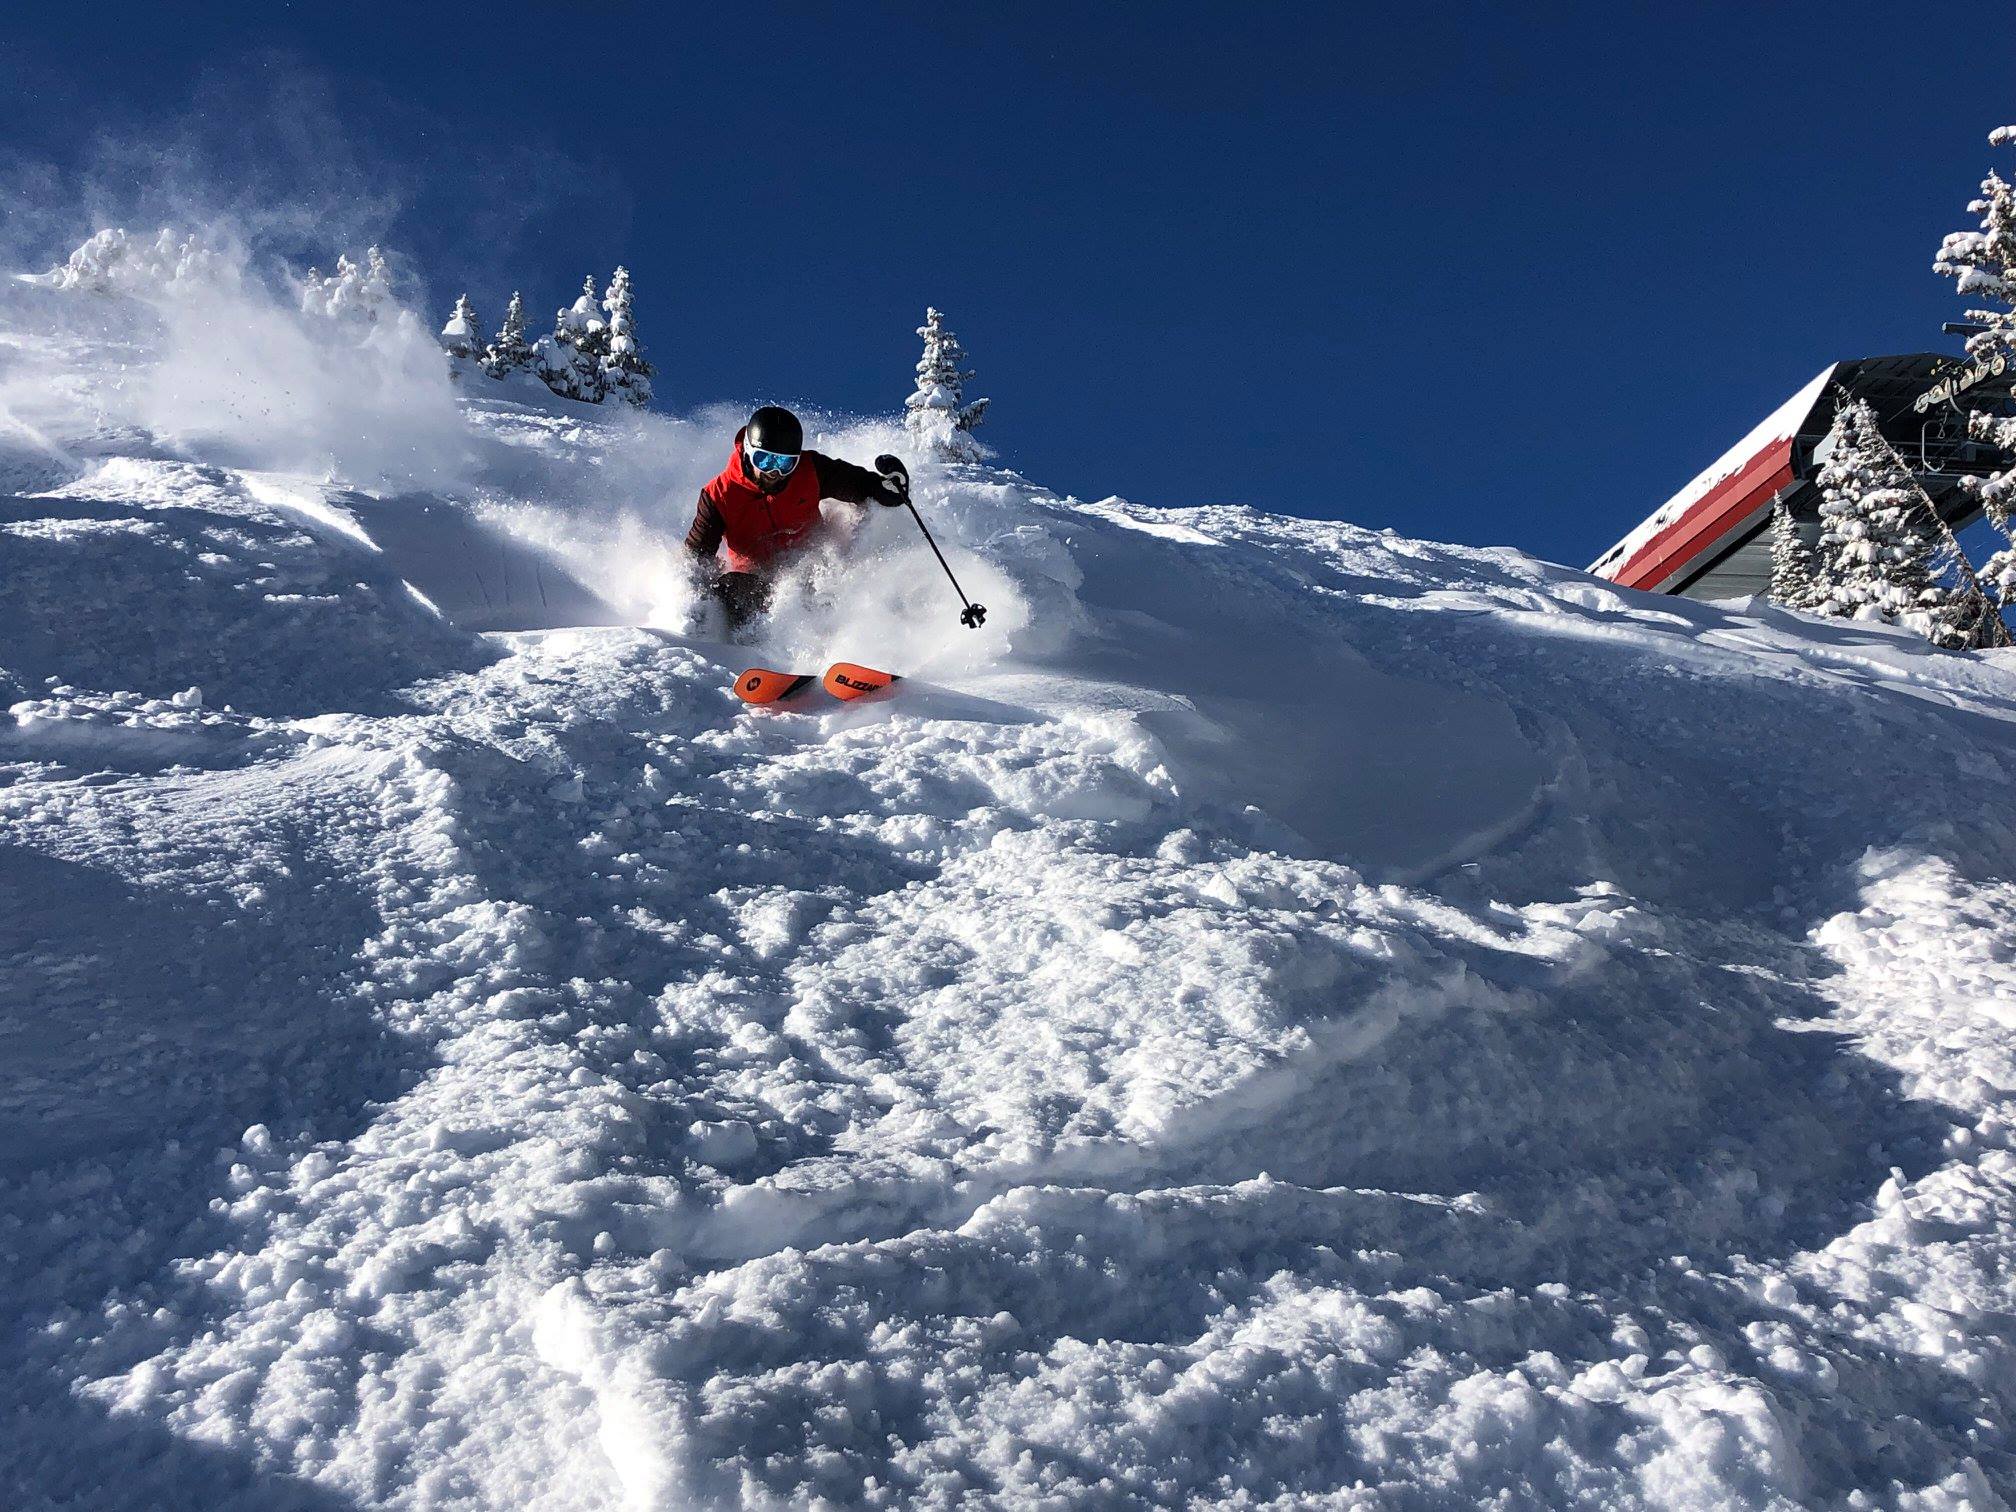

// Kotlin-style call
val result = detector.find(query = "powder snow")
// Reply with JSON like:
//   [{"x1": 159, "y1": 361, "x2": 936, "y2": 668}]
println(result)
[{"x1": 3, "y1": 255, "x2": 2015, "y2": 1510}]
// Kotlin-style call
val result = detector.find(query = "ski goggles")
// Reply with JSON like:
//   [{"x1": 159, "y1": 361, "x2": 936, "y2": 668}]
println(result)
[{"x1": 748, "y1": 447, "x2": 800, "y2": 476}]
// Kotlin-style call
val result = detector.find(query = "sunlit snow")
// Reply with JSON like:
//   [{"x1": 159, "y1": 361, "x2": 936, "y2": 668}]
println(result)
[{"x1": 3, "y1": 243, "x2": 2014, "y2": 1509}]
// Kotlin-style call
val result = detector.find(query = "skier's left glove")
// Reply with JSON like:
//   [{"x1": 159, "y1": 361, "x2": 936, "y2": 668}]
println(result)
[{"x1": 870, "y1": 453, "x2": 911, "y2": 507}]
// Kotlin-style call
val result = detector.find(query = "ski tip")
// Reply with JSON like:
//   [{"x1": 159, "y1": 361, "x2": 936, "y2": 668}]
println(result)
[
  {"x1": 735, "y1": 668, "x2": 814, "y2": 705},
  {"x1": 822, "y1": 662, "x2": 901, "y2": 701}
]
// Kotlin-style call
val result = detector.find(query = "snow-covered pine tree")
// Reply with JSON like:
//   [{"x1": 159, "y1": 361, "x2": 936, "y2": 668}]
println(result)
[
  {"x1": 482, "y1": 291, "x2": 534, "y2": 378},
  {"x1": 301, "y1": 248, "x2": 393, "y2": 323},
  {"x1": 599, "y1": 266, "x2": 653, "y2": 406},
  {"x1": 1924, "y1": 526, "x2": 2006, "y2": 650},
  {"x1": 531, "y1": 276, "x2": 609, "y2": 402},
  {"x1": 1977, "y1": 488, "x2": 2016, "y2": 616},
  {"x1": 1767, "y1": 501, "x2": 1820, "y2": 609},
  {"x1": 904, "y1": 307, "x2": 990, "y2": 461},
  {"x1": 1812, "y1": 397, "x2": 1967, "y2": 641},
  {"x1": 1933, "y1": 127, "x2": 2016, "y2": 373},
  {"x1": 532, "y1": 308, "x2": 589, "y2": 400},
  {"x1": 362, "y1": 247, "x2": 393, "y2": 317},
  {"x1": 564, "y1": 274, "x2": 610, "y2": 384},
  {"x1": 301, "y1": 246, "x2": 396, "y2": 323},
  {"x1": 439, "y1": 293, "x2": 482, "y2": 359},
  {"x1": 1848, "y1": 391, "x2": 2012, "y2": 649},
  {"x1": 1934, "y1": 126, "x2": 2016, "y2": 637},
  {"x1": 45, "y1": 227, "x2": 221, "y2": 293}
]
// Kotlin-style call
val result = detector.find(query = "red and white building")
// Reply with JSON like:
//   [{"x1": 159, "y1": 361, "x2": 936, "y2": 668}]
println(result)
[{"x1": 1589, "y1": 353, "x2": 2008, "y2": 599}]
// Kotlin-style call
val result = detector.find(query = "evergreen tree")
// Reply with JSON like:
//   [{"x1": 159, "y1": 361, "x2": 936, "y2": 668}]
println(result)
[
  {"x1": 362, "y1": 247, "x2": 393, "y2": 316},
  {"x1": 531, "y1": 308, "x2": 589, "y2": 400},
  {"x1": 1766, "y1": 501, "x2": 1819, "y2": 609},
  {"x1": 1920, "y1": 457, "x2": 2016, "y2": 648},
  {"x1": 482, "y1": 291, "x2": 534, "y2": 377},
  {"x1": 46, "y1": 227, "x2": 221, "y2": 293},
  {"x1": 439, "y1": 293, "x2": 482, "y2": 359},
  {"x1": 1812, "y1": 398, "x2": 1964, "y2": 639},
  {"x1": 1977, "y1": 491, "x2": 2016, "y2": 615},
  {"x1": 563, "y1": 274, "x2": 610, "y2": 375},
  {"x1": 301, "y1": 246, "x2": 395, "y2": 324},
  {"x1": 1933, "y1": 126, "x2": 2016, "y2": 371},
  {"x1": 599, "y1": 266, "x2": 653, "y2": 406},
  {"x1": 1925, "y1": 530, "x2": 2006, "y2": 650},
  {"x1": 531, "y1": 278, "x2": 607, "y2": 403},
  {"x1": 904, "y1": 307, "x2": 989, "y2": 461},
  {"x1": 1934, "y1": 126, "x2": 2016, "y2": 637}
]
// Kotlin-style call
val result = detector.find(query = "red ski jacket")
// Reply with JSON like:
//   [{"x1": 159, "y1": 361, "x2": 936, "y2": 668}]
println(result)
[{"x1": 684, "y1": 430, "x2": 891, "y2": 573}]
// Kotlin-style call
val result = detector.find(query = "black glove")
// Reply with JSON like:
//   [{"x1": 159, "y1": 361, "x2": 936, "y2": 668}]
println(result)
[{"x1": 872, "y1": 453, "x2": 911, "y2": 507}]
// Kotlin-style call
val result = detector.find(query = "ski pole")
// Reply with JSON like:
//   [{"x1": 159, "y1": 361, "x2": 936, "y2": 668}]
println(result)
[
  {"x1": 877, "y1": 454, "x2": 987, "y2": 629},
  {"x1": 906, "y1": 500, "x2": 987, "y2": 629}
]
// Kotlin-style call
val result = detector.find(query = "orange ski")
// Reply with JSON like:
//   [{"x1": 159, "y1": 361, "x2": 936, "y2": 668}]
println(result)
[
  {"x1": 822, "y1": 662, "x2": 901, "y2": 700},
  {"x1": 734, "y1": 667, "x2": 814, "y2": 705}
]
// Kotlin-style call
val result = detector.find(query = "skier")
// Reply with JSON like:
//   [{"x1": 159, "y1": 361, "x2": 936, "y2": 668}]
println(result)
[{"x1": 684, "y1": 405, "x2": 909, "y2": 630}]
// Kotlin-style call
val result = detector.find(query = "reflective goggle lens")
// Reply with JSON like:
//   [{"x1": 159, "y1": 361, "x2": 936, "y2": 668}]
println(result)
[{"x1": 749, "y1": 448, "x2": 799, "y2": 475}]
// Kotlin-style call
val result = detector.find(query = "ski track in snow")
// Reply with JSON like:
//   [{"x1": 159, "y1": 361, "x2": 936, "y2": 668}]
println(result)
[{"x1": 5, "y1": 278, "x2": 2016, "y2": 1509}]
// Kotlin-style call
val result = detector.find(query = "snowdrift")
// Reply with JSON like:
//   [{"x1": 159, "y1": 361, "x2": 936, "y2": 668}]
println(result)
[{"x1": 5, "y1": 269, "x2": 2016, "y2": 1509}]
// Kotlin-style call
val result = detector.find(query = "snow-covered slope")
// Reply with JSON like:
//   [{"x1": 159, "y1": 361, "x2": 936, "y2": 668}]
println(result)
[{"x1": 6, "y1": 269, "x2": 2016, "y2": 1510}]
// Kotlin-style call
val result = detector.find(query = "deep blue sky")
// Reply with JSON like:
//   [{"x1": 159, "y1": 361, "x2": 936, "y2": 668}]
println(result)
[{"x1": 3, "y1": 2, "x2": 2009, "y2": 565}]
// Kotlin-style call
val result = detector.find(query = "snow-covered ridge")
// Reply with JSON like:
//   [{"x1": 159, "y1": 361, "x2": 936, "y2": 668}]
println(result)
[{"x1": 5, "y1": 265, "x2": 2016, "y2": 1508}]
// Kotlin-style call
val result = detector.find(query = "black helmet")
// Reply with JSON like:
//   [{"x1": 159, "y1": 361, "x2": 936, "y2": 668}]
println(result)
[{"x1": 746, "y1": 405, "x2": 803, "y2": 456}]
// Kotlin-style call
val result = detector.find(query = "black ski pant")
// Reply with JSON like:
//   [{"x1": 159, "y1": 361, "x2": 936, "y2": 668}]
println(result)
[{"x1": 711, "y1": 571, "x2": 773, "y2": 632}]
